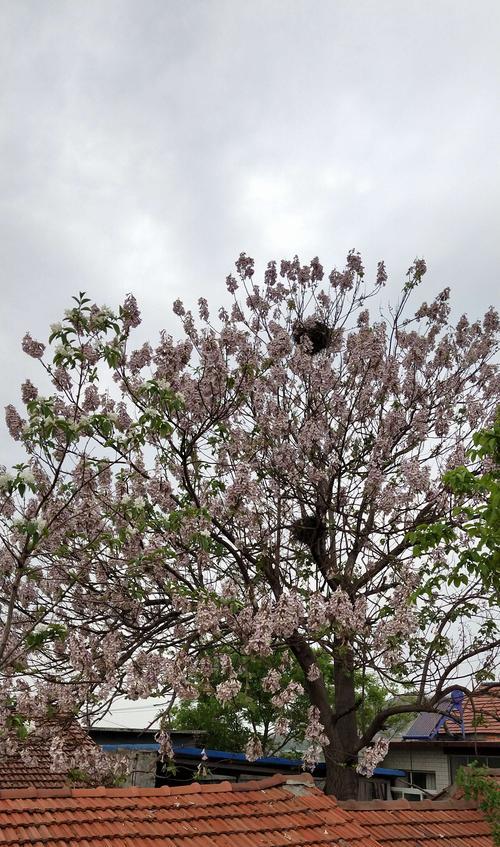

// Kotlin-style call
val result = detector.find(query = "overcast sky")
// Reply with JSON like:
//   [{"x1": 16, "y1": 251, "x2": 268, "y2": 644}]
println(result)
[{"x1": 1, "y1": 0, "x2": 499, "y2": 725}]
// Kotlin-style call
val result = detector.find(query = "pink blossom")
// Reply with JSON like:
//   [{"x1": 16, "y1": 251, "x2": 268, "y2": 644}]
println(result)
[
  {"x1": 346, "y1": 249, "x2": 364, "y2": 277},
  {"x1": 155, "y1": 730, "x2": 174, "y2": 762},
  {"x1": 307, "y1": 664, "x2": 321, "y2": 682},
  {"x1": 52, "y1": 366, "x2": 72, "y2": 390},
  {"x1": 83, "y1": 385, "x2": 100, "y2": 411},
  {"x1": 274, "y1": 592, "x2": 304, "y2": 638},
  {"x1": 307, "y1": 593, "x2": 329, "y2": 632},
  {"x1": 21, "y1": 380, "x2": 38, "y2": 404},
  {"x1": 413, "y1": 258, "x2": 427, "y2": 278},
  {"x1": 302, "y1": 741, "x2": 323, "y2": 771},
  {"x1": 198, "y1": 298, "x2": 209, "y2": 322},
  {"x1": 215, "y1": 678, "x2": 241, "y2": 702},
  {"x1": 271, "y1": 681, "x2": 304, "y2": 708},
  {"x1": 22, "y1": 333, "x2": 45, "y2": 359},
  {"x1": 262, "y1": 668, "x2": 281, "y2": 693},
  {"x1": 225, "y1": 274, "x2": 238, "y2": 293},
  {"x1": 129, "y1": 343, "x2": 152, "y2": 372},
  {"x1": 172, "y1": 299, "x2": 185, "y2": 317},
  {"x1": 264, "y1": 260, "x2": 277, "y2": 286},
  {"x1": 5, "y1": 405, "x2": 24, "y2": 440},
  {"x1": 310, "y1": 256, "x2": 324, "y2": 281},
  {"x1": 235, "y1": 252, "x2": 254, "y2": 279},
  {"x1": 81, "y1": 343, "x2": 100, "y2": 364},
  {"x1": 356, "y1": 737, "x2": 389, "y2": 777},
  {"x1": 273, "y1": 716, "x2": 291, "y2": 737},
  {"x1": 376, "y1": 260, "x2": 387, "y2": 286},
  {"x1": 304, "y1": 706, "x2": 329, "y2": 747},
  {"x1": 196, "y1": 600, "x2": 220, "y2": 635},
  {"x1": 122, "y1": 294, "x2": 141, "y2": 330}
]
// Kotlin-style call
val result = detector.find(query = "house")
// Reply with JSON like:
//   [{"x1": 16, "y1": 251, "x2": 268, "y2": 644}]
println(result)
[
  {"x1": 0, "y1": 717, "x2": 99, "y2": 790},
  {"x1": 156, "y1": 745, "x2": 405, "y2": 799},
  {"x1": 382, "y1": 683, "x2": 500, "y2": 798},
  {"x1": 89, "y1": 726, "x2": 206, "y2": 788},
  {"x1": 94, "y1": 727, "x2": 405, "y2": 797},
  {"x1": 0, "y1": 772, "x2": 493, "y2": 846}
]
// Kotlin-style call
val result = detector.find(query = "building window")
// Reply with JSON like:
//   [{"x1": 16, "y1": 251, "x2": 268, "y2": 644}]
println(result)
[
  {"x1": 391, "y1": 788, "x2": 426, "y2": 801},
  {"x1": 409, "y1": 771, "x2": 436, "y2": 791},
  {"x1": 392, "y1": 771, "x2": 437, "y2": 800}
]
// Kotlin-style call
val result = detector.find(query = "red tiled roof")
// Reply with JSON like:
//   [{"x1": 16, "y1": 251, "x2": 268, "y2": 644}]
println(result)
[
  {"x1": 438, "y1": 685, "x2": 500, "y2": 738},
  {"x1": 402, "y1": 684, "x2": 500, "y2": 743},
  {"x1": 0, "y1": 751, "x2": 69, "y2": 790},
  {"x1": 0, "y1": 774, "x2": 381, "y2": 846},
  {"x1": 339, "y1": 798, "x2": 494, "y2": 846},
  {"x1": 0, "y1": 773, "x2": 494, "y2": 847},
  {"x1": 0, "y1": 718, "x2": 97, "y2": 790}
]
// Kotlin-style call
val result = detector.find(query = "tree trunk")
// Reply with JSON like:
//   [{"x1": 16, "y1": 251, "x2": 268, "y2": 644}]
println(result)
[
  {"x1": 287, "y1": 633, "x2": 361, "y2": 799},
  {"x1": 324, "y1": 754, "x2": 360, "y2": 799},
  {"x1": 324, "y1": 640, "x2": 360, "y2": 799}
]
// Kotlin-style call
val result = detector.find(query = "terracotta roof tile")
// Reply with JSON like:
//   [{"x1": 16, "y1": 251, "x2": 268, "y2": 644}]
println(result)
[
  {"x1": 0, "y1": 752, "x2": 70, "y2": 791},
  {"x1": 0, "y1": 718, "x2": 97, "y2": 790},
  {"x1": 0, "y1": 775, "x2": 380, "y2": 846},
  {"x1": 339, "y1": 798, "x2": 494, "y2": 846},
  {"x1": 0, "y1": 774, "x2": 494, "y2": 846},
  {"x1": 439, "y1": 685, "x2": 500, "y2": 738}
]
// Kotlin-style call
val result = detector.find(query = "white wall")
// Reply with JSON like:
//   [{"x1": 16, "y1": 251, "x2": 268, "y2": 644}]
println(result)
[{"x1": 382, "y1": 747, "x2": 451, "y2": 792}]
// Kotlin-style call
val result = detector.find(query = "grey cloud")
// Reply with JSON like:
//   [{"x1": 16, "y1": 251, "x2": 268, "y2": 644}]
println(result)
[{"x1": 1, "y1": 0, "x2": 500, "y2": 457}]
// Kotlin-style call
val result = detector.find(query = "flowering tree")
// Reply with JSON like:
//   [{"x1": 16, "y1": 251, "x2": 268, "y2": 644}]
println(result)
[{"x1": 1, "y1": 252, "x2": 499, "y2": 797}]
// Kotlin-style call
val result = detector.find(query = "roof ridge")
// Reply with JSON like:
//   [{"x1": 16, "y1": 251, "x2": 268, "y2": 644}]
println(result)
[
  {"x1": 232, "y1": 774, "x2": 316, "y2": 792},
  {"x1": 0, "y1": 774, "x2": 309, "y2": 800},
  {"x1": 0, "y1": 787, "x2": 72, "y2": 799},
  {"x1": 339, "y1": 798, "x2": 481, "y2": 810}
]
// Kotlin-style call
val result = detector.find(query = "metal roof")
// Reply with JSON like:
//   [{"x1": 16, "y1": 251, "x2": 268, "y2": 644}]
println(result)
[{"x1": 101, "y1": 743, "x2": 406, "y2": 777}]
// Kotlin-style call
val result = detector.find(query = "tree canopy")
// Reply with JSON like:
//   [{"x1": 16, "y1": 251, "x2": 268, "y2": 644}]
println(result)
[{"x1": 1, "y1": 252, "x2": 498, "y2": 797}]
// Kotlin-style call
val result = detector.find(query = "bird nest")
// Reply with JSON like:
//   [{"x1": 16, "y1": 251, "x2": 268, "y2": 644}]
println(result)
[{"x1": 291, "y1": 319, "x2": 331, "y2": 354}]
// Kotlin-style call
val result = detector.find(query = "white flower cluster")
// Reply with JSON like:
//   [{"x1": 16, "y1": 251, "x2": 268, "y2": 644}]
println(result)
[
  {"x1": 307, "y1": 664, "x2": 321, "y2": 681},
  {"x1": 262, "y1": 668, "x2": 281, "y2": 693},
  {"x1": 271, "y1": 681, "x2": 303, "y2": 708},
  {"x1": 307, "y1": 589, "x2": 367, "y2": 634},
  {"x1": 301, "y1": 706, "x2": 330, "y2": 771},
  {"x1": 195, "y1": 599, "x2": 220, "y2": 635},
  {"x1": 0, "y1": 473, "x2": 14, "y2": 491},
  {"x1": 19, "y1": 468, "x2": 36, "y2": 486}
]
